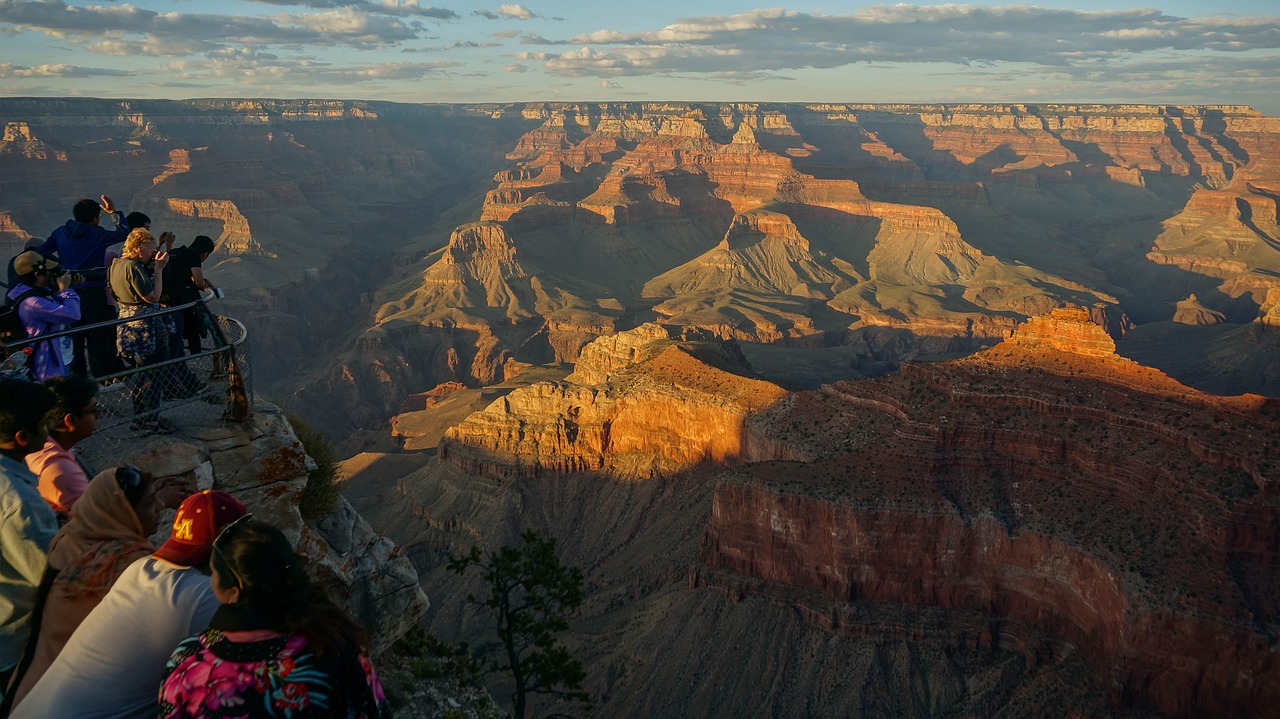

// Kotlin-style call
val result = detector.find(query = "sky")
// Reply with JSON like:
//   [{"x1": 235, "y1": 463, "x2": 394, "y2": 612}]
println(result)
[{"x1": 1, "y1": 0, "x2": 1278, "y2": 114}]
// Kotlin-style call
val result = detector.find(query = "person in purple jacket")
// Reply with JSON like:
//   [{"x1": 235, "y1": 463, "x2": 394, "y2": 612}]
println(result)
[
  {"x1": 37, "y1": 195, "x2": 130, "y2": 379},
  {"x1": 5, "y1": 252, "x2": 81, "y2": 382}
]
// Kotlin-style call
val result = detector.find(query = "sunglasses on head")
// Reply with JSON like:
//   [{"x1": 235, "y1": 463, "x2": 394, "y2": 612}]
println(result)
[{"x1": 212, "y1": 513, "x2": 254, "y2": 588}]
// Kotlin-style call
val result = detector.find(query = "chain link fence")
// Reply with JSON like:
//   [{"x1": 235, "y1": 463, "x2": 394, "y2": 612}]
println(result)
[{"x1": 3, "y1": 301, "x2": 254, "y2": 456}]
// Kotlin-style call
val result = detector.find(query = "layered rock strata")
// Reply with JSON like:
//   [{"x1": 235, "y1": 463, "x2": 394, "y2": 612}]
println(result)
[
  {"x1": 439, "y1": 324, "x2": 793, "y2": 478},
  {"x1": 4, "y1": 99, "x2": 1280, "y2": 438},
  {"x1": 430, "y1": 309, "x2": 1279, "y2": 718}
]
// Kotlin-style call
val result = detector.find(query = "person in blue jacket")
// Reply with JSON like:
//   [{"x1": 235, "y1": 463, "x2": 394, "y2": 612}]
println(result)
[
  {"x1": 37, "y1": 195, "x2": 130, "y2": 379},
  {"x1": 6, "y1": 252, "x2": 81, "y2": 382}
]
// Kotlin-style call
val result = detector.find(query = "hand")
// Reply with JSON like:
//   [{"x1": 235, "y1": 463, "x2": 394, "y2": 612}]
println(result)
[
  {"x1": 153, "y1": 250, "x2": 169, "y2": 269},
  {"x1": 56, "y1": 272, "x2": 77, "y2": 291},
  {"x1": 160, "y1": 231, "x2": 175, "y2": 248},
  {"x1": 153, "y1": 475, "x2": 198, "y2": 510},
  {"x1": 99, "y1": 194, "x2": 115, "y2": 214}
]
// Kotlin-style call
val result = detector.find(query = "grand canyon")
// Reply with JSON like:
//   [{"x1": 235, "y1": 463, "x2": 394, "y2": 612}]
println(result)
[{"x1": 2, "y1": 99, "x2": 1278, "y2": 717}]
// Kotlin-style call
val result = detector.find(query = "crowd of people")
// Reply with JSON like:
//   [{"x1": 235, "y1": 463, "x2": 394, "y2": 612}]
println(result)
[
  {"x1": 0, "y1": 379, "x2": 390, "y2": 718},
  {"x1": 5, "y1": 196, "x2": 222, "y2": 434},
  {"x1": 0, "y1": 196, "x2": 389, "y2": 716}
]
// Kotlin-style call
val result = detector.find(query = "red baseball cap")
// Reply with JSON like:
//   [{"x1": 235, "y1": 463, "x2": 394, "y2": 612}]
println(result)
[{"x1": 153, "y1": 490, "x2": 248, "y2": 567}]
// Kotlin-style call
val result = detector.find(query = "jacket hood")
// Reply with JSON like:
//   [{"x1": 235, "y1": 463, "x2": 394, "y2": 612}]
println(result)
[
  {"x1": 6, "y1": 282, "x2": 38, "y2": 302},
  {"x1": 60, "y1": 220, "x2": 94, "y2": 239}
]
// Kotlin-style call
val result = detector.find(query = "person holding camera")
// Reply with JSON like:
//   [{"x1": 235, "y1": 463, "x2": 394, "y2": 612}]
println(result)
[
  {"x1": 5, "y1": 252, "x2": 81, "y2": 382},
  {"x1": 109, "y1": 228, "x2": 175, "y2": 433},
  {"x1": 37, "y1": 195, "x2": 131, "y2": 379}
]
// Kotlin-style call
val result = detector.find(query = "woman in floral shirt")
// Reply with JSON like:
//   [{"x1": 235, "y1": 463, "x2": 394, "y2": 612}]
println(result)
[{"x1": 158, "y1": 518, "x2": 390, "y2": 718}]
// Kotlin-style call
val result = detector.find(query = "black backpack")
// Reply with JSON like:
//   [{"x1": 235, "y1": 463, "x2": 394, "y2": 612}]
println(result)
[{"x1": 0, "y1": 288, "x2": 44, "y2": 345}]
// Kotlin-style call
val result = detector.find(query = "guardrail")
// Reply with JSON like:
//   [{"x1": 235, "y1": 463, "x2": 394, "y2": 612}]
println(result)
[{"x1": 3, "y1": 300, "x2": 254, "y2": 453}]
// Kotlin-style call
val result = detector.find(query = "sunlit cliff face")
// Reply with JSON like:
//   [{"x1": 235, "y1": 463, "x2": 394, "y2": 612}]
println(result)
[
  {"x1": 4, "y1": 100, "x2": 1280, "y2": 433},
  {"x1": 422, "y1": 309, "x2": 1280, "y2": 716}
]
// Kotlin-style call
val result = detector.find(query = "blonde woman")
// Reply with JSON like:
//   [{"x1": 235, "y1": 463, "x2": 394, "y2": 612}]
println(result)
[{"x1": 108, "y1": 228, "x2": 174, "y2": 433}]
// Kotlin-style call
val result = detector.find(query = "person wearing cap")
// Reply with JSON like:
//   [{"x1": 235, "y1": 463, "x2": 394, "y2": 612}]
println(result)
[
  {"x1": 38, "y1": 196, "x2": 131, "y2": 379},
  {"x1": 0, "y1": 379, "x2": 59, "y2": 695},
  {"x1": 11, "y1": 489, "x2": 247, "y2": 719},
  {"x1": 5, "y1": 251, "x2": 82, "y2": 382}
]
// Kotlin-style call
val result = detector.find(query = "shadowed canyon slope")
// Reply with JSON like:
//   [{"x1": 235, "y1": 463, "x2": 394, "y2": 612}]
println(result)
[
  {"x1": 3, "y1": 100, "x2": 1279, "y2": 435},
  {"x1": 362, "y1": 312, "x2": 1278, "y2": 719},
  {"x1": 322, "y1": 102, "x2": 1280, "y2": 431},
  {"x1": 6, "y1": 99, "x2": 1278, "y2": 718}
]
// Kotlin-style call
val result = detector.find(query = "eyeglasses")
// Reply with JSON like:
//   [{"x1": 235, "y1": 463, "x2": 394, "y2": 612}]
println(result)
[{"x1": 212, "y1": 513, "x2": 253, "y2": 589}]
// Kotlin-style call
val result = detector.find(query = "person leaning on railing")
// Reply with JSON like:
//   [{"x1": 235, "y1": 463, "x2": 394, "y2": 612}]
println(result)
[{"x1": 162, "y1": 235, "x2": 218, "y2": 358}]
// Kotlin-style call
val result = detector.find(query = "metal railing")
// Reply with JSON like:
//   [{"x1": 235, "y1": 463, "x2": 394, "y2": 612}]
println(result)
[{"x1": 3, "y1": 300, "x2": 254, "y2": 453}]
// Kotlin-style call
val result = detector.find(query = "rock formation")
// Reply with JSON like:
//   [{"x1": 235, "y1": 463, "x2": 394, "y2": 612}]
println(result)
[
  {"x1": 393, "y1": 309, "x2": 1280, "y2": 718},
  {"x1": 2, "y1": 99, "x2": 1279, "y2": 436},
  {"x1": 439, "y1": 324, "x2": 792, "y2": 478},
  {"x1": 1173, "y1": 294, "x2": 1229, "y2": 325},
  {"x1": 81, "y1": 404, "x2": 428, "y2": 652}
]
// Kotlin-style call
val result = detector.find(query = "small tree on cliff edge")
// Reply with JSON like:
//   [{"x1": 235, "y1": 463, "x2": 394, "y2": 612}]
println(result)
[{"x1": 448, "y1": 530, "x2": 590, "y2": 719}]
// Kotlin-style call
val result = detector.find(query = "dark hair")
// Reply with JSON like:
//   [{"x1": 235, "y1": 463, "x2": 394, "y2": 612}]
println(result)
[
  {"x1": 113, "y1": 465, "x2": 154, "y2": 507},
  {"x1": 191, "y1": 235, "x2": 215, "y2": 255},
  {"x1": 0, "y1": 379, "x2": 56, "y2": 442},
  {"x1": 72, "y1": 199, "x2": 101, "y2": 224},
  {"x1": 46, "y1": 375, "x2": 98, "y2": 421},
  {"x1": 212, "y1": 520, "x2": 368, "y2": 654},
  {"x1": 124, "y1": 212, "x2": 151, "y2": 230}
]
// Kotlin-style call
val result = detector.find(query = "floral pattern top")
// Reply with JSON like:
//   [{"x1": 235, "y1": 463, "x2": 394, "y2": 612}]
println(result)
[{"x1": 158, "y1": 630, "x2": 391, "y2": 719}]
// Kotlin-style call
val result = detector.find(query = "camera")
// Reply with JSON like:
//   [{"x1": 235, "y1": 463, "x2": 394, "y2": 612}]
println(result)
[{"x1": 50, "y1": 266, "x2": 107, "y2": 282}]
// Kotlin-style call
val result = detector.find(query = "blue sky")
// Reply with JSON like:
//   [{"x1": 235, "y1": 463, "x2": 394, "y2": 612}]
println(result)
[{"x1": 1, "y1": 1, "x2": 1278, "y2": 113}]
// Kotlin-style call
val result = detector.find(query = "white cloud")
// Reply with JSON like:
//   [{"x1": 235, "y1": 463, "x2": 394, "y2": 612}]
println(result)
[
  {"x1": 0, "y1": 0, "x2": 423, "y2": 53},
  {"x1": 0, "y1": 62, "x2": 129, "y2": 78},
  {"x1": 534, "y1": 6, "x2": 1280, "y2": 78},
  {"x1": 497, "y1": 4, "x2": 533, "y2": 21},
  {"x1": 504, "y1": 63, "x2": 528, "y2": 72}
]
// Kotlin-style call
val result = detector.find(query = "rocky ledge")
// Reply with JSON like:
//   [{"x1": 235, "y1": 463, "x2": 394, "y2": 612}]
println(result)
[{"x1": 82, "y1": 403, "x2": 429, "y2": 652}]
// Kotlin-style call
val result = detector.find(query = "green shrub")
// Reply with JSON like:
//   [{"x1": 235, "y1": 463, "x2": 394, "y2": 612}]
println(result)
[{"x1": 289, "y1": 414, "x2": 340, "y2": 519}]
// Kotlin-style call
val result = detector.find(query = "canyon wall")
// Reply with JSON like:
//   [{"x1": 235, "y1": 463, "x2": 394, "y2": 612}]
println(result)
[
  {"x1": 4, "y1": 100, "x2": 1280, "y2": 438},
  {"x1": 406, "y1": 310, "x2": 1279, "y2": 718}
]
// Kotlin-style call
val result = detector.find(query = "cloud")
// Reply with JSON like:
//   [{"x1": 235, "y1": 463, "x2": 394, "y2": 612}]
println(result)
[
  {"x1": 0, "y1": 0, "x2": 423, "y2": 53},
  {"x1": 497, "y1": 4, "x2": 533, "y2": 20},
  {"x1": 472, "y1": 10, "x2": 499, "y2": 20},
  {"x1": 160, "y1": 50, "x2": 460, "y2": 86},
  {"x1": 519, "y1": 6, "x2": 1280, "y2": 77},
  {"x1": 597, "y1": 79, "x2": 619, "y2": 88},
  {"x1": 0, "y1": 62, "x2": 130, "y2": 78},
  {"x1": 504, "y1": 63, "x2": 528, "y2": 73},
  {"x1": 203, "y1": 0, "x2": 458, "y2": 20}
]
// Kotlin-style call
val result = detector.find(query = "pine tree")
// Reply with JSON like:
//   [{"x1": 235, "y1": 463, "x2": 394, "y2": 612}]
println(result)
[{"x1": 448, "y1": 530, "x2": 590, "y2": 719}]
